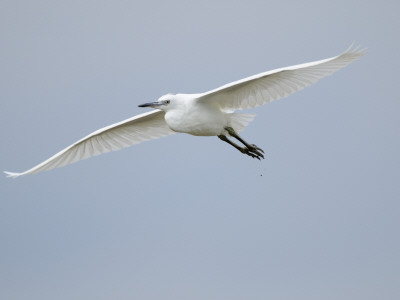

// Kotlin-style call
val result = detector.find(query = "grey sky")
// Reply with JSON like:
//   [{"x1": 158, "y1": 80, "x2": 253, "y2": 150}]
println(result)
[{"x1": 1, "y1": 1, "x2": 399, "y2": 299}]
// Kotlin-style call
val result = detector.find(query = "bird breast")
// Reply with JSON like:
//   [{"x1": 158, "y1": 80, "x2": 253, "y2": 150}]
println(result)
[{"x1": 165, "y1": 103, "x2": 228, "y2": 136}]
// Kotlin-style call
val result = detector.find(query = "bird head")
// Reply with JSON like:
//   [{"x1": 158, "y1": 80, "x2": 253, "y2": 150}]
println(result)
[{"x1": 138, "y1": 94, "x2": 175, "y2": 111}]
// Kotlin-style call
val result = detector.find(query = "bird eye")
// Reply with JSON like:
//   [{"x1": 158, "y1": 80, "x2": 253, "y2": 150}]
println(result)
[{"x1": 165, "y1": 100, "x2": 170, "y2": 104}]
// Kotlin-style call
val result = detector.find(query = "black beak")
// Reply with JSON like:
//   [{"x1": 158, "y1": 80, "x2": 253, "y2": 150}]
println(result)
[{"x1": 138, "y1": 101, "x2": 161, "y2": 108}]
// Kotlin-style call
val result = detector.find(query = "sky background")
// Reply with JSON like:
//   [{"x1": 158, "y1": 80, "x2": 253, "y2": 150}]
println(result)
[{"x1": 1, "y1": 1, "x2": 399, "y2": 299}]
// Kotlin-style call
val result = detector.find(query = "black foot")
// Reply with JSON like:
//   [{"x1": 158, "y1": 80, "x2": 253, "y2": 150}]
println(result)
[
  {"x1": 251, "y1": 144, "x2": 264, "y2": 153},
  {"x1": 242, "y1": 147, "x2": 264, "y2": 160},
  {"x1": 247, "y1": 144, "x2": 265, "y2": 159}
]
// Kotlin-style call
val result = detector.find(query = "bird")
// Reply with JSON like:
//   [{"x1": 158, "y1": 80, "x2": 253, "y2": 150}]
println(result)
[{"x1": 4, "y1": 45, "x2": 365, "y2": 178}]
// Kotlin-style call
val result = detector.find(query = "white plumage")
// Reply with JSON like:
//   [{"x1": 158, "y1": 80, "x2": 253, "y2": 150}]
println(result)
[{"x1": 5, "y1": 45, "x2": 365, "y2": 178}]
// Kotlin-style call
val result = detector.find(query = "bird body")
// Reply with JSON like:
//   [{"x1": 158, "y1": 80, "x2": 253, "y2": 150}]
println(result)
[
  {"x1": 163, "y1": 94, "x2": 242, "y2": 136},
  {"x1": 5, "y1": 45, "x2": 365, "y2": 178}
]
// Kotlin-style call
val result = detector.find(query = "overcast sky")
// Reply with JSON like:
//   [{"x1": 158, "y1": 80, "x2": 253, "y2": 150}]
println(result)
[{"x1": 1, "y1": 1, "x2": 399, "y2": 299}]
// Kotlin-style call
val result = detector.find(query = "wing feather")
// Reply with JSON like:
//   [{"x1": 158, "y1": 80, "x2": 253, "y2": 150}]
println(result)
[
  {"x1": 198, "y1": 45, "x2": 365, "y2": 111},
  {"x1": 5, "y1": 110, "x2": 175, "y2": 178}
]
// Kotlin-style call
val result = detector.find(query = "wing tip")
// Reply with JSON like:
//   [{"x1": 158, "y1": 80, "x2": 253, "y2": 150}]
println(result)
[
  {"x1": 4, "y1": 171, "x2": 23, "y2": 179},
  {"x1": 344, "y1": 42, "x2": 367, "y2": 56}
]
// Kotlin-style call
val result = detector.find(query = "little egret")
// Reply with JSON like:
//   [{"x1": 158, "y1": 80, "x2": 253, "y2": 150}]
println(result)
[{"x1": 5, "y1": 45, "x2": 365, "y2": 178}]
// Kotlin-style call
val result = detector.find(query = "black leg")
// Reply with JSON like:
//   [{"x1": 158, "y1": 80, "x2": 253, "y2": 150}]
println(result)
[
  {"x1": 224, "y1": 127, "x2": 265, "y2": 159},
  {"x1": 218, "y1": 134, "x2": 264, "y2": 160}
]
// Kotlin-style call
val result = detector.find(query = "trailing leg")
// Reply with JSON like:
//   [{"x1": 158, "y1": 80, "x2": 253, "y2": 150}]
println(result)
[
  {"x1": 218, "y1": 135, "x2": 263, "y2": 160},
  {"x1": 224, "y1": 127, "x2": 265, "y2": 159}
]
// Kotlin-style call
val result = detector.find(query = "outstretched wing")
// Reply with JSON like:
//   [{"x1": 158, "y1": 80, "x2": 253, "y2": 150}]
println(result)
[
  {"x1": 197, "y1": 45, "x2": 365, "y2": 111},
  {"x1": 5, "y1": 110, "x2": 175, "y2": 178}
]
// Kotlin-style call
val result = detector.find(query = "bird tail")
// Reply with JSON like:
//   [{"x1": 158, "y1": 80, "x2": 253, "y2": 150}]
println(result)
[{"x1": 229, "y1": 113, "x2": 256, "y2": 133}]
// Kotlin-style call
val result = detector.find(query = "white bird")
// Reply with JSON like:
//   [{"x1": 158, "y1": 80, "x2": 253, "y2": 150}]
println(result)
[{"x1": 5, "y1": 45, "x2": 365, "y2": 178}]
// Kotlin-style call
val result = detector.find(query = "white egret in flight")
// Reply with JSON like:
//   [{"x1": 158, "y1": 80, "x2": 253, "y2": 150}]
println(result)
[{"x1": 5, "y1": 45, "x2": 364, "y2": 178}]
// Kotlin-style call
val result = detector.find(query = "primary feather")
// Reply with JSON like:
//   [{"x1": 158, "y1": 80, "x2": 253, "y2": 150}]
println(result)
[
  {"x1": 5, "y1": 110, "x2": 175, "y2": 178},
  {"x1": 198, "y1": 44, "x2": 365, "y2": 111}
]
